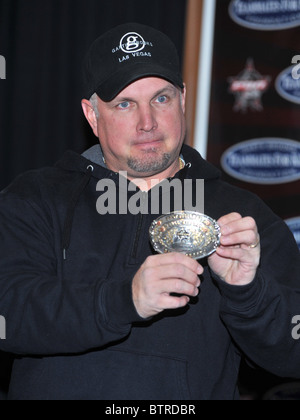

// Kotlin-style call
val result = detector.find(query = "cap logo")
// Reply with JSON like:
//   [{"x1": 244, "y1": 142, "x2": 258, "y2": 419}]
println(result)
[{"x1": 120, "y1": 32, "x2": 146, "y2": 54}]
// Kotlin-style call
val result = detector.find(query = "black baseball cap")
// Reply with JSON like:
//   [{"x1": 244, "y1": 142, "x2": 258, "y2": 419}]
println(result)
[{"x1": 82, "y1": 23, "x2": 184, "y2": 102}]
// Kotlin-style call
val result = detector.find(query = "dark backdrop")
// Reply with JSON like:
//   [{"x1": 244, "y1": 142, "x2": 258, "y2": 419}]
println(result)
[
  {"x1": 0, "y1": 0, "x2": 187, "y2": 397},
  {"x1": 0, "y1": 0, "x2": 187, "y2": 191}
]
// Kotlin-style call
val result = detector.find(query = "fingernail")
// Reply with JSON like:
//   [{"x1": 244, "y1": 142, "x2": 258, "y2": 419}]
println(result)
[
  {"x1": 221, "y1": 226, "x2": 230, "y2": 235},
  {"x1": 221, "y1": 236, "x2": 230, "y2": 244},
  {"x1": 197, "y1": 265, "x2": 203, "y2": 275}
]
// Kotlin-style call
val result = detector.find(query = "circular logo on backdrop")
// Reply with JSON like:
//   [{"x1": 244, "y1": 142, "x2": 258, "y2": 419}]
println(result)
[
  {"x1": 221, "y1": 138, "x2": 300, "y2": 185},
  {"x1": 120, "y1": 32, "x2": 146, "y2": 54},
  {"x1": 229, "y1": 0, "x2": 300, "y2": 31},
  {"x1": 285, "y1": 217, "x2": 300, "y2": 250},
  {"x1": 276, "y1": 66, "x2": 300, "y2": 105}
]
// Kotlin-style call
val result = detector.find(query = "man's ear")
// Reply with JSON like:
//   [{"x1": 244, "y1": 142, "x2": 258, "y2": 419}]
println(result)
[{"x1": 81, "y1": 99, "x2": 99, "y2": 138}]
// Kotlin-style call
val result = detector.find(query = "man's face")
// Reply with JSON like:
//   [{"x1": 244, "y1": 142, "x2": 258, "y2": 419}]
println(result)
[{"x1": 83, "y1": 77, "x2": 186, "y2": 180}]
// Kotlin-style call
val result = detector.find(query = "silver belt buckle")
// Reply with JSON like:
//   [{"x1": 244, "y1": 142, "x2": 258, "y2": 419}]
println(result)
[{"x1": 149, "y1": 211, "x2": 221, "y2": 260}]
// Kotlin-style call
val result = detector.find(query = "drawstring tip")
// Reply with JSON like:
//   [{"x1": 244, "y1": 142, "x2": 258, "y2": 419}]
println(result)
[{"x1": 63, "y1": 249, "x2": 67, "y2": 260}]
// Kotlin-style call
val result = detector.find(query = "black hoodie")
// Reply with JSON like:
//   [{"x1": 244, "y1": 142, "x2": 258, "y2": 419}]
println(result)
[{"x1": 0, "y1": 144, "x2": 300, "y2": 400}]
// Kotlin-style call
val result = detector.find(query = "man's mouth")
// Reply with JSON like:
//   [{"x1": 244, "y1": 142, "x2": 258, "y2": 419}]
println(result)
[{"x1": 133, "y1": 138, "x2": 163, "y2": 149}]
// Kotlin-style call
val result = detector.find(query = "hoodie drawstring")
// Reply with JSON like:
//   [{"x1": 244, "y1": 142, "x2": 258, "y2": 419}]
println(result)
[{"x1": 62, "y1": 165, "x2": 94, "y2": 260}]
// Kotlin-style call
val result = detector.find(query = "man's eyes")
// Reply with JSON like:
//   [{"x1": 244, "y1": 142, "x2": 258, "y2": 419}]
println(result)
[
  {"x1": 116, "y1": 95, "x2": 169, "y2": 109},
  {"x1": 156, "y1": 95, "x2": 168, "y2": 104},
  {"x1": 117, "y1": 101, "x2": 130, "y2": 109}
]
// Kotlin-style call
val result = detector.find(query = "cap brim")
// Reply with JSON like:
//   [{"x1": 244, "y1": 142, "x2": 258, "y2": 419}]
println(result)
[{"x1": 95, "y1": 63, "x2": 184, "y2": 102}]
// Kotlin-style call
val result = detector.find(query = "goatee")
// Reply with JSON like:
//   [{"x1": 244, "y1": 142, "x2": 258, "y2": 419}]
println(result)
[{"x1": 127, "y1": 151, "x2": 171, "y2": 174}]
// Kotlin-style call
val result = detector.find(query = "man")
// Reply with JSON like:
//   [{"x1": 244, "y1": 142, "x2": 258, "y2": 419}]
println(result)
[{"x1": 0, "y1": 23, "x2": 299, "y2": 400}]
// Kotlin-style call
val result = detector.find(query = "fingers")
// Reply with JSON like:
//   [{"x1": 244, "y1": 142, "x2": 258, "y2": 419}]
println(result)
[
  {"x1": 144, "y1": 265, "x2": 201, "y2": 296},
  {"x1": 218, "y1": 213, "x2": 259, "y2": 249},
  {"x1": 132, "y1": 253, "x2": 203, "y2": 319},
  {"x1": 218, "y1": 212, "x2": 242, "y2": 227},
  {"x1": 221, "y1": 229, "x2": 258, "y2": 249},
  {"x1": 219, "y1": 213, "x2": 256, "y2": 236},
  {"x1": 215, "y1": 243, "x2": 260, "y2": 262},
  {"x1": 143, "y1": 253, "x2": 202, "y2": 297},
  {"x1": 144, "y1": 252, "x2": 203, "y2": 276},
  {"x1": 208, "y1": 213, "x2": 261, "y2": 286}
]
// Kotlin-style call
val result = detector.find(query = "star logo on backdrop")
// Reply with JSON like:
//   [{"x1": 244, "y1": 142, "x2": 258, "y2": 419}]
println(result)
[{"x1": 228, "y1": 59, "x2": 271, "y2": 113}]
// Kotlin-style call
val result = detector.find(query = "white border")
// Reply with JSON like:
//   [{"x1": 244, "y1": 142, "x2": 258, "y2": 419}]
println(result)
[
  {"x1": 275, "y1": 65, "x2": 300, "y2": 105},
  {"x1": 229, "y1": 0, "x2": 300, "y2": 31},
  {"x1": 221, "y1": 138, "x2": 300, "y2": 185}
]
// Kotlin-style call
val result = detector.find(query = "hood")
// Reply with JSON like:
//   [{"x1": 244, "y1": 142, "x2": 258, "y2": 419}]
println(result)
[
  {"x1": 54, "y1": 143, "x2": 221, "y2": 259},
  {"x1": 55, "y1": 143, "x2": 221, "y2": 182}
]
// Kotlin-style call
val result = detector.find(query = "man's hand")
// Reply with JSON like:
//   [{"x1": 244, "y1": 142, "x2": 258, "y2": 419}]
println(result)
[
  {"x1": 208, "y1": 213, "x2": 261, "y2": 286},
  {"x1": 132, "y1": 253, "x2": 203, "y2": 319}
]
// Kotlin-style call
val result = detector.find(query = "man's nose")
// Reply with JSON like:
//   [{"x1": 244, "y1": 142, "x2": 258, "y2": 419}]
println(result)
[{"x1": 137, "y1": 106, "x2": 158, "y2": 132}]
